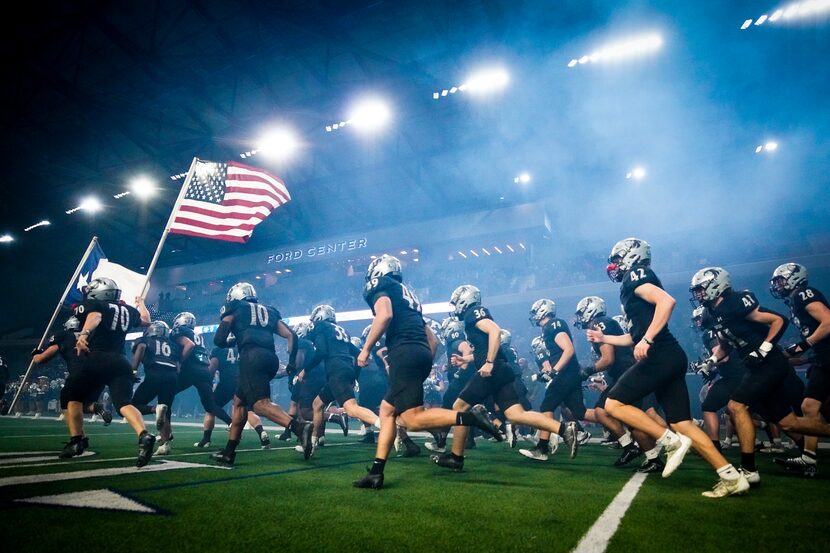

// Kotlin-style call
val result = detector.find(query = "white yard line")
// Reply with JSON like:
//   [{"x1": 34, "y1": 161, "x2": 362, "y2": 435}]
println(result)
[{"x1": 571, "y1": 473, "x2": 648, "y2": 553}]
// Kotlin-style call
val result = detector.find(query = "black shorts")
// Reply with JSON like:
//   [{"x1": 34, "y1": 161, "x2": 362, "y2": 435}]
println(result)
[
  {"x1": 319, "y1": 364, "x2": 357, "y2": 406},
  {"x1": 513, "y1": 379, "x2": 532, "y2": 410},
  {"x1": 442, "y1": 377, "x2": 466, "y2": 409},
  {"x1": 132, "y1": 367, "x2": 178, "y2": 414},
  {"x1": 384, "y1": 343, "x2": 433, "y2": 415},
  {"x1": 236, "y1": 347, "x2": 278, "y2": 408},
  {"x1": 540, "y1": 369, "x2": 586, "y2": 420},
  {"x1": 59, "y1": 382, "x2": 104, "y2": 410},
  {"x1": 291, "y1": 368, "x2": 325, "y2": 407},
  {"x1": 731, "y1": 349, "x2": 796, "y2": 423},
  {"x1": 64, "y1": 352, "x2": 134, "y2": 410},
  {"x1": 701, "y1": 377, "x2": 742, "y2": 413},
  {"x1": 177, "y1": 363, "x2": 213, "y2": 389},
  {"x1": 213, "y1": 373, "x2": 239, "y2": 408},
  {"x1": 607, "y1": 340, "x2": 691, "y2": 424},
  {"x1": 804, "y1": 360, "x2": 830, "y2": 402},
  {"x1": 458, "y1": 362, "x2": 519, "y2": 411}
]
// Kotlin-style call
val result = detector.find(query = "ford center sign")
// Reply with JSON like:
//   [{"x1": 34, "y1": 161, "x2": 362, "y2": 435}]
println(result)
[{"x1": 266, "y1": 237, "x2": 368, "y2": 264}]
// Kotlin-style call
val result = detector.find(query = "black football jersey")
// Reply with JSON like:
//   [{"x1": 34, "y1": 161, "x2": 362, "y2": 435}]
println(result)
[
  {"x1": 306, "y1": 320, "x2": 356, "y2": 369},
  {"x1": 541, "y1": 317, "x2": 580, "y2": 375},
  {"x1": 445, "y1": 330, "x2": 466, "y2": 380},
  {"x1": 47, "y1": 329, "x2": 84, "y2": 372},
  {"x1": 461, "y1": 306, "x2": 507, "y2": 369},
  {"x1": 619, "y1": 266, "x2": 676, "y2": 346},
  {"x1": 363, "y1": 276, "x2": 428, "y2": 350},
  {"x1": 533, "y1": 347, "x2": 550, "y2": 370},
  {"x1": 210, "y1": 346, "x2": 240, "y2": 377},
  {"x1": 788, "y1": 285, "x2": 830, "y2": 359},
  {"x1": 589, "y1": 316, "x2": 635, "y2": 381},
  {"x1": 75, "y1": 299, "x2": 142, "y2": 354},
  {"x1": 220, "y1": 299, "x2": 283, "y2": 350},
  {"x1": 705, "y1": 289, "x2": 771, "y2": 358},
  {"x1": 134, "y1": 335, "x2": 179, "y2": 370},
  {"x1": 295, "y1": 338, "x2": 316, "y2": 370},
  {"x1": 502, "y1": 345, "x2": 523, "y2": 378},
  {"x1": 171, "y1": 326, "x2": 210, "y2": 368},
  {"x1": 702, "y1": 328, "x2": 745, "y2": 379}
]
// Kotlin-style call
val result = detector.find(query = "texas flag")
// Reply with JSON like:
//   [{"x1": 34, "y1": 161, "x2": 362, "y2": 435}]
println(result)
[{"x1": 65, "y1": 241, "x2": 147, "y2": 305}]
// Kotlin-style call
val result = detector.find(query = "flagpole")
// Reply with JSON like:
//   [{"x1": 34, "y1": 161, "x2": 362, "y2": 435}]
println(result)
[
  {"x1": 8, "y1": 236, "x2": 100, "y2": 414},
  {"x1": 140, "y1": 157, "x2": 199, "y2": 300}
]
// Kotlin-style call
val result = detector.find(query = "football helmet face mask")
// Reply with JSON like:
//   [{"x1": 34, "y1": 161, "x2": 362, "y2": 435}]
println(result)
[
  {"x1": 84, "y1": 277, "x2": 121, "y2": 301},
  {"x1": 529, "y1": 299, "x2": 556, "y2": 326},
  {"x1": 500, "y1": 329, "x2": 512, "y2": 347},
  {"x1": 144, "y1": 320, "x2": 171, "y2": 339},
  {"x1": 607, "y1": 238, "x2": 651, "y2": 282},
  {"x1": 173, "y1": 311, "x2": 196, "y2": 329},
  {"x1": 612, "y1": 314, "x2": 630, "y2": 333},
  {"x1": 293, "y1": 322, "x2": 311, "y2": 339},
  {"x1": 449, "y1": 285, "x2": 482, "y2": 315},
  {"x1": 691, "y1": 306, "x2": 707, "y2": 330},
  {"x1": 440, "y1": 317, "x2": 465, "y2": 341},
  {"x1": 366, "y1": 255, "x2": 402, "y2": 282},
  {"x1": 530, "y1": 335, "x2": 549, "y2": 357},
  {"x1": 63, "y1": 316, "x2": 81, "y2": 331},
  {"x1": 574, "y1": 296, "x2": 606, "y2": 329},
  {"x1": 770, "y1": 263, "x2": 808, "y2": 300},
  {"x1": 310, "y1": 304, "x2": 336, "y2": 323},
  {"x1": 227, "y1": 282, "x2": 257, "y2": 303},
  {"x1": 690, "y1": 267, "x2": 731, "y2": 306}
]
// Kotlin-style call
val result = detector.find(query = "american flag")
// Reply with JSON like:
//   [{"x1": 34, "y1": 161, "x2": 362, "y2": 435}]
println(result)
[{"x1": 169, "y1": 160, "x2": 290, "y2": 243}]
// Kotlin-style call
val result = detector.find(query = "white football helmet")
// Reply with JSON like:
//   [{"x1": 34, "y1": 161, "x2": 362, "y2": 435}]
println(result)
[
  {"x1": 574, "y1": 296, "x2": 606, "y2": 328},
  {"x1": 770, "y1": 263, "x2": 808, "y2": 299},
  {"x1": 449, "y1": 285, "x2": 481, "y2": 315},
  {"x1": 350, "y1": 336, "x2": 362, "y2": 349},
  {"x1": 691, "y1": 306, "x2": 707, "y2": 330},
  {"x1": 173, "y1": 312, "x2": 196, "y2": 329},
  {"x1": 530, "y1": 335, "x2": 549, "y2": 357},
  {"x1": 440, "y1": 317, "x2": 465, "y2": 341},
  {"x1": 690, "y1": 267, "x2": 731, "y2": 306},
  {"x1": 84, "y1": 277, "x2": 121, "y2": 301},
  {"x1": 310, "y1": 304, "x2": 336, "y2": 323},
  {"x1": 293, "y1": 321, "x2": 311, "y2": 339},
  {"x1": 144, "y1": 320, "x2": 170, "y2": 339},
  {"x1": 500, "y1": 329, "x2": 512, "y2": 347},
  {"x1": 529, "y1": 299, "x2": 556, "y2": 325},
  {"x1": 63, "y1": 316, "x2": 81, "y2": 331},
  {"x1": 612, "y1": 314, "x2": 630, "y2": 333},
  {"x1": 607, "y1": 238, "x2": 651, "y2": 282},
  {"x1": 227, "y1": 282, "x2": 257, "y2": 302},
  {"x1": 366, "y1": 255, "x2": 402, "y2": 281}
]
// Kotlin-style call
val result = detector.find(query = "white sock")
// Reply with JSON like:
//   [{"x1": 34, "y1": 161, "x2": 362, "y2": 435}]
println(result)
[
  {"x1": 645, "y1": 445, "x2": 661, "y2": 460},
  {"x1": 717, "y1": 464, "x2": 740, "y2": 481},
  {"x1": 658, "y1": 429, "x2": 677, "y2": 446},
  {"x1": 618, "y1": 431, "x2": 633, "y2": 448},
  {"x1": 373, "y1": 418, "x2": 381, "y2": 430}
]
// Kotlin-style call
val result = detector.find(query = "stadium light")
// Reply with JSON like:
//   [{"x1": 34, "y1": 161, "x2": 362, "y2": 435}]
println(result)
[
  {"x1": 513, "y1": 172, "x2": 531, "y2": 184},
  {"x1": 568, "y1": 32, "x2": 663, "y2": 68},
  {"x1": 626, "y1": 166, "x2": 647, "y2": 180},
  {"x1": 741, "y1": 0, "x2": 830, "y2": 29},
  {"x1": 325, "y1": 98, "x2": 391, "y2": 133},
  {"x1": 24, "y1": 220, "x2": 50, "y2": 232},
  {"x1": 0, "y1": 234, "x2": 13, "y2": 243},
  {"x1": 130, "y1": 176, "x2": 157, "y2": 199},
  {"x1": 756, "y1": 141, "x2": 779, "y2": 154},
  {"x1": 433, "y1": 67, "x2": 509, "y2": 100},
  {"x1": 251, "y1": 127, "x2": 300, "y2": 161},
  {"x1": 66, "y1": 196, "x2": 103, "y2": 215}
]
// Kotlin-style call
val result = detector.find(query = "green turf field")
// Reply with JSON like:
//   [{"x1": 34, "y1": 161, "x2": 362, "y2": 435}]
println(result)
[{"x1": 0, "y1": 417, "x2": 827, "y2": 553}]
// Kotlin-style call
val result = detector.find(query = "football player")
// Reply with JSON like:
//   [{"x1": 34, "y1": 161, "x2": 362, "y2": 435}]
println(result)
[
  {"x1": 131, "y1": 321, "x2": 179, "y2": 454},
  {"x1": 424, "y1": 317, "x2": 475, "y2": 453},
  {"x1": 770, "y1": 263, "x2": 830, "y2": 476},
  {"x1": 195, "y1": 337, "x2": 270, "y2": 449},
  {"x1": 690, "y1": 266, "x2": 827, "y2": 484},
  {"x1": 519, "y1": 298, "x2": 585, "y2": 462},
  {"x1": 431, "y1": 285, "x2": 579, "y2": 472},
  {"x1": 211, "y1": 283, "x2": 313, "y2": 465},
  {"x1": 65, "y1": 278, "x2": 155, "y2": 466},
  {"x1": 575, "y1": 296, "x2": 664, "y2": 473},
  {"x1": 690, "y1": 306, "x2": 746, "y2": 453},
  {"x1": 31, "y1": 316, "x2": 111, "y2": 432},
  {"x1": 589, "y1": 239, "x2": 748, "y2": 498},
  {"x1": 353, "y1": 256, "x2": 501, "y2": 489},
  {"x1": 276, "y1": 322, "x2": 323, "y2": 442},
  {"x1": 499, "y1": 329, "x2": 534, "y2": 447},
  {"x1": 305, "y1": 304, "x2": 381, "y2": 454}
]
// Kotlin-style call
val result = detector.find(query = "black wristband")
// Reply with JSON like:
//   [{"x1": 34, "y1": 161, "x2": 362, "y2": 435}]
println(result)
[{"x1": 643, "y1": 337, "x2": 654, "y2": 345}]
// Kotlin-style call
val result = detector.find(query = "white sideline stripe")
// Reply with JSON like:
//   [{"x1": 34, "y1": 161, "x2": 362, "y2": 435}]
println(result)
[
  {"x1": 0, "y1": 451, "x2": 95, "y2": 465},
  {"x1": 571, "y1": 473, "x2": 647, "y2": 553},
  {"x1": 0, "y1": 459, "x2": 229, "y2": 488},
  {"x1": 0, "y1": 441, "x2": 360, "y2": 470}
]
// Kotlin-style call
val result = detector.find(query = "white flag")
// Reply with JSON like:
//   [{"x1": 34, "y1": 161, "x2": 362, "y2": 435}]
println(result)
[{"x1": 92, "y1": 259, "x2": 147, "y2": 303}]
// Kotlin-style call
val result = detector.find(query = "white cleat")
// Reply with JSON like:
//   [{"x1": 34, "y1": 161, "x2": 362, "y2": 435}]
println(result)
[
  {"x1": 119, "y1": 417, "x2": 128, "y2": 424},
  {"x1": 519, "y1": 446, "x2": 549, "y2": 461},
  {"x1": 295, "y1": 445, "x2": 304, "y2": 453},
  {"x1": 394, "y1": 434, "x2": 402, "y2": 453},
  {"x1": 577, "y1": 431, "x2": 591, "y2": 445},
  {"x1": 155, "y1": 404, "x2": 168, "y2": 433},
  {"x1": 662, "y1": 433, "x2": 692, "y2": 478},
  {"x1": 34, "y1": 413, "x2": 41, "y2": 419},
  {"x1": 720, "y1": 437, "x2": 732, "y2": 450},
  {"x1": 424, "y1": 441, "x2": 446, "y2": 453},
  {"x1": 739, "y1": 468, "x2": 761, "y2": 486},
  {"x1": 702, "y1": 474, "x2": 750, "y2": 498},
  {"x1": 56, "y1": 413, "x2": 65, "y2": 421},
  {"x1": 90, "y1": 414, "x2": 99, "y2": 423},
  {"x1": 155, "y1": 442, "x2": 172, "y2": 456}
]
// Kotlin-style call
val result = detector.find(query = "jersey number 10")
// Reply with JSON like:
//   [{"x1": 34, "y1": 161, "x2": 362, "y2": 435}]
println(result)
[{"x1": 249, "y1": 303, "x2": 270, "y2": 328}]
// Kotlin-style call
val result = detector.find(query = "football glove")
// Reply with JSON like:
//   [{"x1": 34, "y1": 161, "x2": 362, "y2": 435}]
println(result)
[
  {"x1": 745, "y1": 341, "x2": 773, "y2": 365},
  {"x1": 30, "y1": 348, "x2": 44, "y2": 358}
]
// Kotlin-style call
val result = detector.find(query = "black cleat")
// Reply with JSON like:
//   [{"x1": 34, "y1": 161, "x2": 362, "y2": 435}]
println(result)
[
  {"x1": 353, "y1": 470, "x2": 384, "y2": 489},
  {"x1": 194, "y1": 437, "x2": 211, "y2": 448},
  {"x1": 277, "y1": 428, "x2": 292, "y2": 441},
  {"x1": 210, "y1": 449, "x2": 236, "y2": 466},
  {"x1": 469, "y1": 404, "x2": 502, "y2": 441},
  {"x1": 359, "y1": 429, "x2": 376, "y2": 444},
  {"x1": 81, "y1": 436, "x2": 90, "y2": 450},
  {"x1": 399, "y1": 439, "x2": 421, "y2": 458},
  {"x1": 95, "y1": 403, "x2": 112, "y2": 426},
  {"x1": 259, "y1": 431, "x2": 271, "y2": 449},
  {"x1": 297, "y1": 421, "x2": 314, "y2": 460},
  {"x1": 614, "y1": 445, "x2": 642, "y2": 467},
  {"x1": 636, "y1": 457, "x2": 665, "y2": 474},
  {"x1": 59, "y1": 438, "x2": 86, "y2": 459},
  {"x1": 137, "y1": 433, "x2": 156, "y2": 468},
  {"x1": 432, "y1": 453, "x2": 464, "y2": 471},
  {"x1": 560, "y1": 422, "x2": 579, "y2": 459},
  {"x1": 330, "y1": 413, "x2": 349, "y2": 436},
  {"x1": 774, "y1": 456, "x2": 818, "y2": 478}
]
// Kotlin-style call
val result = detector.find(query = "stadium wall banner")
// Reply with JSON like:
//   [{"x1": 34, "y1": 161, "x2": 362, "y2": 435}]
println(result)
[{"x1": 266, "y1": 237, "x2": 368, "y2": 264}]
